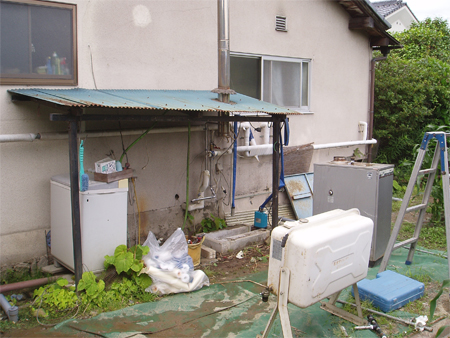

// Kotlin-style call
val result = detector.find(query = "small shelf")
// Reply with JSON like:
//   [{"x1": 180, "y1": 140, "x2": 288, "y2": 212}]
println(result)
[{"x1": 94, "y1": 169, "x2": 134, "y2": 183}]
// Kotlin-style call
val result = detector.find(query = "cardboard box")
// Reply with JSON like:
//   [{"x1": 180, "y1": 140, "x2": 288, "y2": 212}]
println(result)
[{"x1": 95, "y1": 157, "x2": 116, "y2": 174}]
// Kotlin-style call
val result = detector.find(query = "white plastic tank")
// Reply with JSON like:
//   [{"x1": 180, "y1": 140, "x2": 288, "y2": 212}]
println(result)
[{"x1": 268, "y1": 208, "x2": 373, "y2": 308}]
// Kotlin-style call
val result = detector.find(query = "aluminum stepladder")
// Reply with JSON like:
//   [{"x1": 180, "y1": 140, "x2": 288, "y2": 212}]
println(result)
[{"x1": 379, "y1": 131, "x2": 450, "y2": 275}]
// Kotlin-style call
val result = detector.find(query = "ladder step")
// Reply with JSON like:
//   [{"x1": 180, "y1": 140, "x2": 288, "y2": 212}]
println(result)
[
  {"x1": 406, "y1": 204, "x2": 427, "y2": 213},
  {"x1": 418, "y1": 168, "x2": 437, "y2": 175},
  {"x1": 393, "y1": 237, "x2": 419, "y2": 250}
]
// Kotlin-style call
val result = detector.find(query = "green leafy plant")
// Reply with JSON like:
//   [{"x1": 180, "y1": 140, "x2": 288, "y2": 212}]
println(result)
[
  {"x1": 77, "y1": 271, "x2": 105, "y2": 307},
  {"x1": 33, "y1": 278, "x2": 78, "y2": 315},
  {"x1": 104, "y1": 244, "x2": 149, "y2": 275},
  {"x1": 104, "y1": 244, "x2": 153, "y2": 297},
  {"x1": 430, "y1": 279, "x2": 450, "y2": 337},
  {"x1": 200, "y1": 214, "x2": 227, "y2": 233}
]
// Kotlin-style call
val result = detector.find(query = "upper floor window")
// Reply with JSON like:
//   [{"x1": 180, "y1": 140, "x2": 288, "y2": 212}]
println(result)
[
  {"x1": 231, "y1": 53, "x2": 311, "y2": 112},
  {"x1": 0, "y1": 0, "x2": 77, "y2": 85}
]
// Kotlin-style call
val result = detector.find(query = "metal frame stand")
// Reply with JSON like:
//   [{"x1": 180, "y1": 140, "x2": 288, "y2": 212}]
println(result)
[
  {"x1": 259, "y1": 268, "x2": 365, "y2": 337},
  {"x1": 320, "y1": 284, "x2": 366, "y2": 326}
]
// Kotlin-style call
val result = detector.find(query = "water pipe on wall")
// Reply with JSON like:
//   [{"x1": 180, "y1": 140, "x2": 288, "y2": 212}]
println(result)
[
  {"x1": 185, "y1": 170, "x2": 215, "y2": 212},
  {"x1": 0, "y1": 126, "x2": 212, "y2": 143},
  {"x1": 312, "y1": 121, "x2": 376, "y2": 150},
  {"x1": 208, "y1": 122, "x2": 272, "y2": 158},
  {"x1": 239, "y1": 122, "x2": 272, "y2": 158}
]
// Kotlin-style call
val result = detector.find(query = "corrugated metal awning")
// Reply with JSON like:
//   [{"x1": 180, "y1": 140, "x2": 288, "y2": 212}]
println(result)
[{"x1": 8, "y1": 88, "x2": 298, "y2": 115}]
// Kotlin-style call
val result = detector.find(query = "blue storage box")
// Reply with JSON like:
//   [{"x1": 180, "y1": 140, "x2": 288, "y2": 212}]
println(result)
[{"x1": 351, "y1": 270, "x2": 424, "y2": 312}]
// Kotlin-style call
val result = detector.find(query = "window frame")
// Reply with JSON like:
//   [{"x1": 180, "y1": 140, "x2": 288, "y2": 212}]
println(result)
[
  {"x1": 0, "y1": 0, "x2": 78, "y2": 86},
  {"x1": 231, "y1": 52, "x2": 311, "y2": 113}
]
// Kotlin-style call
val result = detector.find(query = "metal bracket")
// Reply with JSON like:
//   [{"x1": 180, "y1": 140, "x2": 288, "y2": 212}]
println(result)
[
  {"x1": 320, "y1": 284, "x2": 366, "y2": 326},
  {"x1": 260, "y1": 267, "x2": 292, "y2": 338}
]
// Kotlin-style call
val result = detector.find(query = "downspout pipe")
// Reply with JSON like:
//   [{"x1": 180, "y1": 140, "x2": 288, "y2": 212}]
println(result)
[
  {"x1": 0, "y1": 294, "x2": 18, "y2": 322},
  {"x1": 368, "y1": 56, "x2": 387, "y2": 162}
]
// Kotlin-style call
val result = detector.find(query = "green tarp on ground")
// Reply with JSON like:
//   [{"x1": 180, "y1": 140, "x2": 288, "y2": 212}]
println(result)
[{"x1": 46, "y1": 246, "x2": 448, "y2": 338}]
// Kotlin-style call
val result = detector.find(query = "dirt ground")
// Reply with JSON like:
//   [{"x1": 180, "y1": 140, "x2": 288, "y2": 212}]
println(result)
[{"x1": 199, "y1": 241, "x2": 271, "y2": 282}]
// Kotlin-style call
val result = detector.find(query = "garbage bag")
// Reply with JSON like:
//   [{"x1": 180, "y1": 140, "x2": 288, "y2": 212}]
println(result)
[{"x1": 141, "y1": 228, "x2": 209, "y2": 295}]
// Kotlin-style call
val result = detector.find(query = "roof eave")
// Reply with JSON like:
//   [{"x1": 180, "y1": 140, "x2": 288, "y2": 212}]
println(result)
[{"x1": 335, "y1": 0, "x2": 401, "y2": 47}]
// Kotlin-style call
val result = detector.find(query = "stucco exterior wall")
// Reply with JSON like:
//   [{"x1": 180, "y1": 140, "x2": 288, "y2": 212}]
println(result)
[{"x1": 0, "y1": 0, "x2": 373, "y2": 266}]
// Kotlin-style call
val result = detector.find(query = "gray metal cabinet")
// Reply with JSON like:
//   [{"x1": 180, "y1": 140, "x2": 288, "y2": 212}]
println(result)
[{"x1": 313, "y1": 161, "x2": 394, "y2": 265}]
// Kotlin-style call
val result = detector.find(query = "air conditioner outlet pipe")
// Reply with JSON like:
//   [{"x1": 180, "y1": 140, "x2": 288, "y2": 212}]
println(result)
[{"x1": 0, "y1": 294, "x2": 19, "y2": 322}]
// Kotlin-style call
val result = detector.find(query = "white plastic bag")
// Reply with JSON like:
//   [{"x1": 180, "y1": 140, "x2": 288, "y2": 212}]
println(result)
[{"x1": 141, "y1": 228, "x2": 209, "y2": 295}]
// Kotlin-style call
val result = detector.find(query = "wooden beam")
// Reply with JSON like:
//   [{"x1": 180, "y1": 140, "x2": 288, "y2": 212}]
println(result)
[
  {"x1": 371, "y1": 37, "x2": 390, "y2": 47},
  {"x1": 50, "y1": 113, "x2": 281, "y2": 123},
  {"x1": 349, "y1": 16, "x2": 374, "y2": 30}
]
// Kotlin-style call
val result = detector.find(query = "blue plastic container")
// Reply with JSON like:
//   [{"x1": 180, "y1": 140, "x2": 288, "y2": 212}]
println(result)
[
  {"x1": 352, "y1": 270, "x2": 424, "y2": 312},
  {"x1": 254, "y1": 211, "x2": 268, "y2": 228}
]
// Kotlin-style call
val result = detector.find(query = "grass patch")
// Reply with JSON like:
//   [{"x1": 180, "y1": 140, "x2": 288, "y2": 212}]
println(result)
[{"x1": 1, "y1": 268, "x2": 51, "y2": 286}]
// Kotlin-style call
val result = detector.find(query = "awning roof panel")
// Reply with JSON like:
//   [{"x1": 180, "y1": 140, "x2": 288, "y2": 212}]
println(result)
[{"x1": 8, "y1": 88, "x2": 298, "y2": 115}]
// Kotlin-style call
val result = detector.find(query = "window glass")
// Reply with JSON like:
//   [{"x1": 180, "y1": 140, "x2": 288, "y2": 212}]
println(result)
[
  {"x1": 230, "y1": 56, "x2": 261, "y2": 99},
  {"x1": 270, "y1": 60, "x2": 300, "y2": 107},
  {"x1": 263, "y1": 60, "x2": 271, "y2": 102},
  {"x1": 301, "y1": 62, "x2": 309, "y2": 107},
  {"x1": 0, "y1": 0, "x2": 77, "y2": 85},
  {"x1": 232, "y1": 54, "x2": 310, "y2": 112}
]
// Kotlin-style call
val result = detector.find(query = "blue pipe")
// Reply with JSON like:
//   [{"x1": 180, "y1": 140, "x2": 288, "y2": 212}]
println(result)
[{"x1": 231, "y1": 122, "x2": 238, "y2": 215}]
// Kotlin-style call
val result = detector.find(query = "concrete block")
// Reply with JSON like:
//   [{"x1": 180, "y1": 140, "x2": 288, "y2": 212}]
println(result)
[
  {"x1": 202, "y1": 226, "x2": 269, "y2": 254},
  {"x1": 201, "y1": 245, "x2": 216, "y2": 259},
  {"x1": 41, "y1": 264, "x2": 66, "y2": 275},
  {"x1": 227, "y1": 230, "x2": 270, "y2": 252}
]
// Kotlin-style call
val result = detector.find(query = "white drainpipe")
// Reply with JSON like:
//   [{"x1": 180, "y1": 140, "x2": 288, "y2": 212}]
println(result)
[
  {"x1": 209, "y1": 122, "x2": 273, "y2": 158},
  {"x1": 184, "y1": 170, "x2": 213, "y2": 212},
  {"x1": 237, "y1": 122, "x2": 272, "y2": 158},
  {"x1": 0, "y1": 126, "x2": 213, "y2": 143},
  {"x1": 0, "y1": 133, "x2": 38, "y2": 142},
  {"x1": 312, "y1": 121, "x2": 376, "y2": 150}
]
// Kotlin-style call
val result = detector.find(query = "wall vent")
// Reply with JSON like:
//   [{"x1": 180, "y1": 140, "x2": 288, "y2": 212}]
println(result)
[{"x1": 275, "y1": 15, "x2": 287, "y2": 32}]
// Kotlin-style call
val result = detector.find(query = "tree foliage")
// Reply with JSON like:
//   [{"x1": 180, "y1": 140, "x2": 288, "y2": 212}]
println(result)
[
  {"x1": 373, "y1": 18, "x2": 450, "y2": 164},
  {"x1": 395, "y1": 18, "x2": 450, "y2": 63}
]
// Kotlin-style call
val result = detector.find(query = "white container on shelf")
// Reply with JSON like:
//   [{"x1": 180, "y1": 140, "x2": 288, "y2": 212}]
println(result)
[
  {"x1": 50, "y1": 174, "x2": 128, "y2": 273},
  {"x1": 268, "y1": 208, "x2": 373, "y2": 308}
]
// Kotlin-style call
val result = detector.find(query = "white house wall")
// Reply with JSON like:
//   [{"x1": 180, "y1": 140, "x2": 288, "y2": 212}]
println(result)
[
  {"x1": 0, "y1": 0, "x2": 373, "y2": 266},
  {"x1": 385, "y1": 6, "x2": 418, "y2": 33}
]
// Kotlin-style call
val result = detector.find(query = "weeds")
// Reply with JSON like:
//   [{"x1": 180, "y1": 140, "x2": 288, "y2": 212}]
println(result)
[{"x1": 1, "y1": 267, "x2": 51, "y2": 285}]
